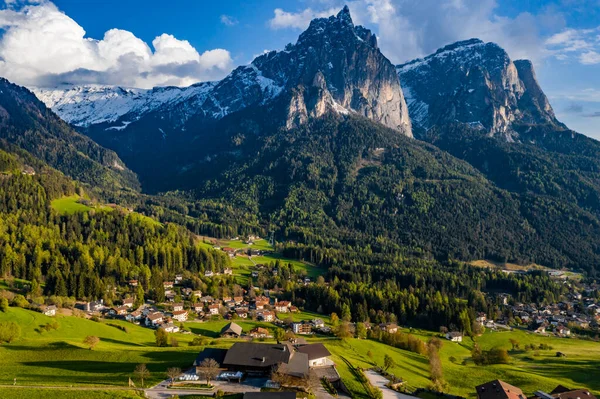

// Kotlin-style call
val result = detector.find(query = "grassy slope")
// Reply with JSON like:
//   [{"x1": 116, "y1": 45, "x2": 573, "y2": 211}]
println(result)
[
  {"x1": 0, "y1": 308, "x2": 198, "y2": 387},
  {"x1": 0, "y1": 388, "x2": 143, "y2": 399},
  {"x1": 1, "y1": 308, "x2": 598, "y2": 398},
  {"x1": 51, "y1": 195, "x2": 92, "y2": 215}
]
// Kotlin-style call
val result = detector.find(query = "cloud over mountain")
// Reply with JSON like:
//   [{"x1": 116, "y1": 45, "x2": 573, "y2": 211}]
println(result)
[{"x1": 0, "y1": 1, "x2": 234, "y2": 88}]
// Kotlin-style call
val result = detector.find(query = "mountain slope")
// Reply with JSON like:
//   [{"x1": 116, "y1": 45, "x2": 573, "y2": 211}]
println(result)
[
  {"x1": 0, "y1": 78, "x2": 139, "y2": 191},
  {"x1": 397, "y1": 39, "x2": 563, "y2": 139},
  {"x1": 396, "y1": 39, "x2": 600, "y2": 221}
]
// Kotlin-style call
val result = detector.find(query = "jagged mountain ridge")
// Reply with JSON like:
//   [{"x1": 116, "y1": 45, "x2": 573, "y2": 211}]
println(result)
[
  {"x1": 34, "y1": 7, "x2": 411, "y2": 137},
  {"x1": 397, "y1": 39, "x2": 563, "y2": 139}
]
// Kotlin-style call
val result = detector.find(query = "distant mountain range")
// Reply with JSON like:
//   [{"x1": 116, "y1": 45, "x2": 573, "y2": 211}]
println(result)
[{"x1": 3, "y1": 7, "x2": 600, "y2": 274}]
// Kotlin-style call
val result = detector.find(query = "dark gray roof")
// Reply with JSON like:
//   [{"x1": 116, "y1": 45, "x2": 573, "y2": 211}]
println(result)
[
  {"x1": 223, "y1": 342, "x2": 293, "y2": 368},
  {"x1": 194, "y1": 348, "x2": 228, "y2": 367},
  {"x1": 279, "y1": 352, "x2": 309, "y2": 378},
  {"x1": 243, "y1": 393, "x2": 296, "y2": 399},
  {"x1": 220, "y1": 322, "x2": 243, "y2": 336},
  {"x1": 296, "y1": 343, "x2": 331, "y2": 361}
]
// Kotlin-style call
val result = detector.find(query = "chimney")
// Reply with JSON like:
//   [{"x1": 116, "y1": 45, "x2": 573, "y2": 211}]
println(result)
[{"x1": 261, "y1": 357, "x2": 265, "y2": 363}]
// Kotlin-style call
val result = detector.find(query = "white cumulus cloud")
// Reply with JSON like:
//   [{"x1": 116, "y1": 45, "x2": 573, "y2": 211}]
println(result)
[
  {"x1": 269, "y1": 7, "x2": 339, "y2": 30},
  {"x1": 0, "y1": 1, "x2": 234, "y2": 88}
]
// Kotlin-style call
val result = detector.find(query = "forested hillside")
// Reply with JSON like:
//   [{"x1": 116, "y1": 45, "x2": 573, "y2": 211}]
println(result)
[
  {"x1": 0, "y1": 148, "x2": 229, "y2": 302},
  {"x1": 168, "y1": 113, "x2": 600, "y2": 275}
]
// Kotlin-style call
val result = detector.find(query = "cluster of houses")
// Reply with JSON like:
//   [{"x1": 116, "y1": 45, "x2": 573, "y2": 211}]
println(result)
[
  {"x1": 476, "y1": 380, "x2": 596, "y2": 399},
  {"x1": 495, "y1": 290, "x2": 600, "y2": 336},
  {"x1": 71, "y1": 287, "x2": 306, "y2": 333}
]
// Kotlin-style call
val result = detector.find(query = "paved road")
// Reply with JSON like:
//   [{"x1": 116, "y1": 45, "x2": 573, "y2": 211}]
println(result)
[
  {"x1": 364, "y1": 370, "x2": 419, "y2": 399},
  {"x1": 145, "y1": 374, "x2": 265, "y2": 399}
]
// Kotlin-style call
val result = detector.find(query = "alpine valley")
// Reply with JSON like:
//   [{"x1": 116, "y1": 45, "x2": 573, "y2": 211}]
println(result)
[{"x1": 1, "y1": 5, "x2": 600, "y2": 398}]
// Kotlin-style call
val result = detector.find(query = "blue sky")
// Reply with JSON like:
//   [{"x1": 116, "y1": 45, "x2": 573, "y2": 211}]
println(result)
[{"x1": 0, "y1": 0, "x2": 599, "y2": 138}]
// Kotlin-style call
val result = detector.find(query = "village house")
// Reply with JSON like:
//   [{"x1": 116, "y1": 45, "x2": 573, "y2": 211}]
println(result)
[
  {"x1": 380, "y1": 323, "x2": 399, "y2": 334},
  {"x1": 76, "y1": 299, "x2": 104, "y2": 313},
  {"x1": 200, "y1": 295, "x2": 214, "y2": 304},
  {"x1": 40, "y1": 305, "x2": 57, "y2": 317},
  {"x1": 446, "y1": 331, "x2": 463, "y2": 342},
  {"x1": 233, "y1": 296, "x2": 244, "y2": 304},
  {"x1": 204, "y1": 270, "x2": 214, "y2": 277},
  {"x1": 208, "y1": 304, "x2": 220, "y2": 315},
  {"x1": 221, "y1": 322, "x2": 243, "y2": 338},
  {"x1": 175, "y1": 274, "x2": 183, "y2": 284},
  {"x1": 172, "y1": 310, "x2": 188, "y2": 322},
  {"x1": 222, "y1": 247, "x2": 236, "y2": 257},
  {"x1": 292, "y1": 322, "x2": 312, "y2": 335},
  {"x1": 162, "y1": 323, "x2": 180, "y2": 333},
  {"x1": 312, "y1": 319, "x2": 325, "y2": 329},
  {"x1": 126, "y1": 310, "x2": 143, "y2": 323},
  {"x1": 297, "y1": 343, "x2": 332, "y2": 368},
  {"x1": 193, "y1": 290, "x2": 203, "y2": 299},
  {"x1": 248, "y1": 327, "x2": 271, "y2": 338},
  {"x1": 165, "y1": 290, "x2": 176, "y2": 302},
  {"x1": 192, "y1": 303, "x2": 204, "y2": 313},
  {"x1": 112, "y1": 306, "x2": 128, "y2": 316},
  {"x1": 259, "y1": 310, "x2": 275, "y2": 322},
  {"x1": 146, "y1": 312, "x2": 164, "y2": 327},
  {"x1": 476, "y1": 380, "x2": 525, "y2": 399},
  {"x1": 223, "y1": 268, "x2": 233, "y2": 275},
  {"x1": 235, "y1": 308, "x2": 249, "y2": 319},
  {"x1": 172, "y1": 303, "x2": 184, "y2": 312},
  {"x1": 128, "y1": 280, "x2": 138, "y2": 287},
  {"x1": 123, "y1": 298, "x2": 134, "y2": 308},
  {"x1": 163, "y1": 281, "x2": 174, "y2": 289},
  {"x1": 196, "y1": 342, "x2": 307, "y2": 379},
  {"x1": 556, "y1": 325, "x2": 571, "y2": 336},
  {"x1": 275, "y1": 301, "x2": 292, "y2": 313}
]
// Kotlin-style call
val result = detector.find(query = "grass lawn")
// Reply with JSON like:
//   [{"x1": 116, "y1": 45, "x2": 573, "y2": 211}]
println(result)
[
  {"x1": 220, "y1": 239, "x2": 274, "y2": 252},
  {"x1": 1, "y1": 308, "x2": 598, "y2": 398},
  {"x1": 0, "y1": 388, "x2": 143, "y2": 399},
  {"x1": 51, "y1": 195, "x2": 92, "y2": 215},
  {"x1": 231, "y1": 253, "x2": 324, "y2": 285},
  {"x1": 338, "y1": 328, "x2": 600, "y2": 398},
  {"x1": 0, "y1": 308, "x2": 198, "y2": 388}
]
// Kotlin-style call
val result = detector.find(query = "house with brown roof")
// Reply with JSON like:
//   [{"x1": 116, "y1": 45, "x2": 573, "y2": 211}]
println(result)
[
  {"x1": 248, "y1": 327, "x2": 271, "y2": 338},
  {"x1": 146, "y1": 312, "x2": 164, "y2": 327},
  {"x1": 173, "y1": 310, "x2": 188, "y2": 322},
  {"x1": 259, "y1": 310, "x2": 275, "y2": 322},
  {"x1": 221, "y1": 322, "x2": 243, "y2": 338},
  {"x1": 123, "y1": 298, "x2": 134, "y2": 308},
  {"x1": 208, "y1": 304, "x2": 220, "y2": 315},
  {"x1": 476, "y1": 380, "x2": 526, "y2": 399},
  {"x1": 275, "y1": 301, "x2": 291, "y2": 313},
  {"x1": 172, "y1": 303, "x2": 184, "y2": 312}
]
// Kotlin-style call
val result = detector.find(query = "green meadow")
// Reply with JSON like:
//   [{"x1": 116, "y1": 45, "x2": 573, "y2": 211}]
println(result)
[
  {"x1": 0, "y1": 307, "x2": 598, "y2": 398},
  {"x1": 0, "y1": 388, "x2": 144, "y2": 399},
  {"x1": 0, "y1": 308, "x2": 198, "y2": 388},
  {"x1": 51, "y1": 195, "x2": 92, "y2": 215}
]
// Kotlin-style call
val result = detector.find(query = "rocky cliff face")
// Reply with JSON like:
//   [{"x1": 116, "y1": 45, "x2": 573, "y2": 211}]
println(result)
[
  {"x1": 397, "y1": 39, "x2": 562, "y2": 139},
  {"x1": 34, "y1": 7, "x2": 412, "y2": 137},
  {"x1": 259, "y1": 6, "x2": 412, "y2": 135}
]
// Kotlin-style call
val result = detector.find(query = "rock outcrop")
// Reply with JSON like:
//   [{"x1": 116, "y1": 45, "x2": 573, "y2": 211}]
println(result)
[{"x1": 397, "y1": 39, "x2": 562, "y2": 139}]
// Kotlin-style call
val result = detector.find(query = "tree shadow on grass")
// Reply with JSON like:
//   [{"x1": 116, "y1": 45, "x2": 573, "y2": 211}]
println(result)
[
  {"x1": 3, "y1": 341, "x2": 80, "y2": 351},
  {"x1": 183, "y1": 326, "x2": 220, "y2": 338},
  {"x1": 100, "y1": 338, "x2": 148, "y2": 347}
]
